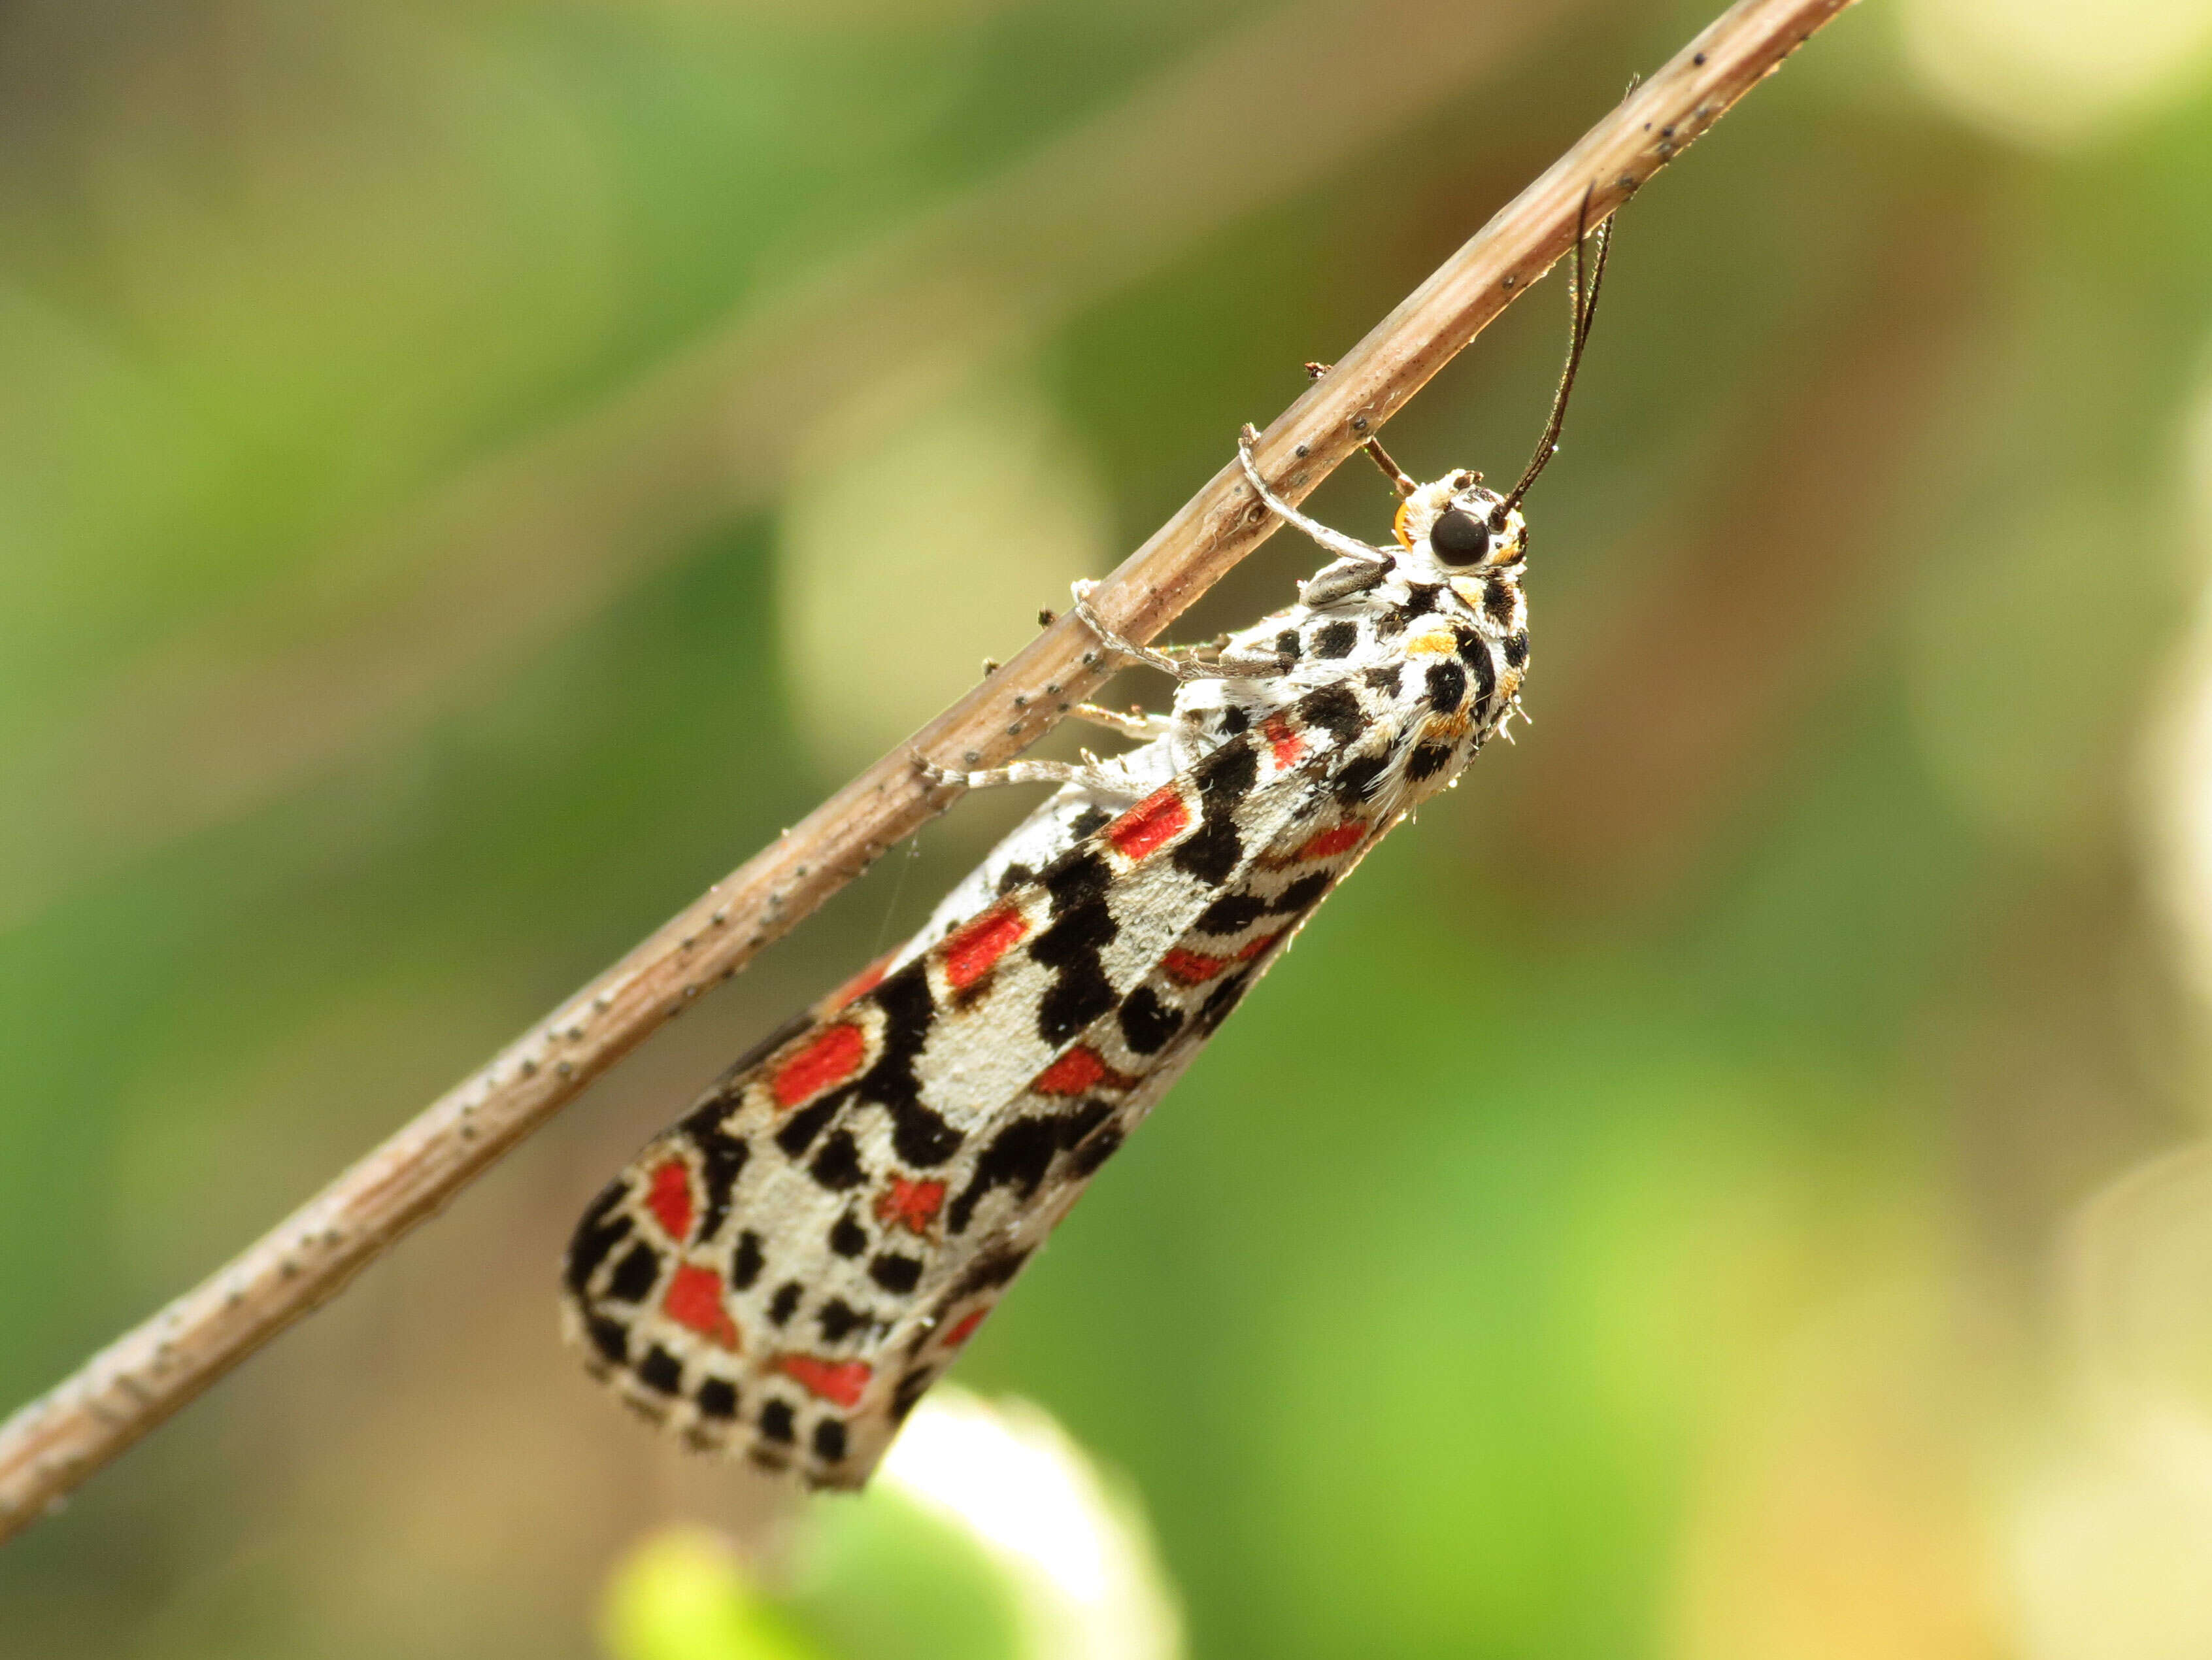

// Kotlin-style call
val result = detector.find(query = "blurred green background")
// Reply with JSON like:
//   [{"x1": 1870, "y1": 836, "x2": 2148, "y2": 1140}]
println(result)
[{"x1": 13, "y1": 0, "x2": 2212, "y2": 1654}]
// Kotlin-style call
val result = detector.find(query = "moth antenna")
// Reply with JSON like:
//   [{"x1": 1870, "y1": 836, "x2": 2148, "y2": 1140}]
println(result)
[
  {"x1": 1303, "y1": 361, "x2": 1417, "y2": 498},
  {"x1": 1498, "y1": 185, "x2": 1615, "y2": 524}
]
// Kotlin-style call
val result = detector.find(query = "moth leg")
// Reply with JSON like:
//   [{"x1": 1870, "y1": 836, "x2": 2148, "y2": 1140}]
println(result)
[
  {"x1": 1070, "y1": 581, "x2": 1292, "y2": 682},
  {"x1": 1236, "y1": 424, "x2": 1390, "y2": 566},
  {"x1": 913, "y1": 751, "x2": 1130, "y2": 795},
  {"x1": 1069, "y1": 702, "x2": 1176, "y2": 740}
]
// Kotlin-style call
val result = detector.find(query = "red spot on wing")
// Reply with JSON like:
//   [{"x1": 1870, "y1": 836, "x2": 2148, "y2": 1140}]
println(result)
[
  {"x1": 646, "y1": 1159, "x2": 695, "y2": 1240},
  {"x1": 943, "y1": 906, "x2": 1029, "y2": 991},
  {"x1": 662, "y1": 1263, "x2": 741, "y2": 1350},
  {"x1": 1262, "y1": 714, "x2": 1305, "y2": 770},
  {"x1": 1167, "y1": 930, "x2": 1281, "y2": 987},
  {"x1": 875, "y1": 1176, "x2": 947, "y2": 1236},
  {"x1": 1107, "y1": 787, "x2": 1190, "y2": 862},
  {"x1": 1031, "y1": 1044, "x2": 1134, "y2": 1096},
  {"x1": 772, "y1": 1023, "x2": 867, "y2": 1109},
  {"x1": 941, "y1": 1309, "x2": 988, "y2": 1348},
  {"x1": 1163, "y1": 948, "x2": 1229, "y2": 985},
  {"x1": 775, "y1": 1355, "x2": 873, "y2": 1409},
  {"x1": 1294, "y1": 822, "x2": 1366, "y2": 862},
  {"x1": 828, "y1": 953, "x2": 892, "y2": 1010}
]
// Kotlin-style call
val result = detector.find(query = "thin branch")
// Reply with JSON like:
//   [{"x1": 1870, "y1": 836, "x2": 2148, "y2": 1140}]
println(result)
[{"x1": 0, "y1": 0, "x2": 1856, "y2": 1545}]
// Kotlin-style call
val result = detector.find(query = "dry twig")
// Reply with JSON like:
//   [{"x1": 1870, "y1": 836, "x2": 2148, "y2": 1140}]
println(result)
[{"x1": 0, "y1": 0, "x2": 1856, "y2": 1545}]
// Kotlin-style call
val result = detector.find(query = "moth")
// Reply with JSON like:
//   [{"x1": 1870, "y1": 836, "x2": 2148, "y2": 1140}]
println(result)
[{"x1": 563, "y1": 208, "x2": 1612, "y2": 1488}]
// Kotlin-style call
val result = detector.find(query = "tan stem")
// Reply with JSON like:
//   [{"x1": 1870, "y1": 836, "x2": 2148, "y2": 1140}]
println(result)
[{"x1": 0, "y1": 0, "x2": 1856, "y2": 1546}]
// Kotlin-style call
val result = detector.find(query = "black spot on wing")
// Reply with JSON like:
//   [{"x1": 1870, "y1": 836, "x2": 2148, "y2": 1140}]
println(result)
[
  {"x1": 1036, "y1": 943, "x2": 1116, "y2": 1043},
  {"x1": 813, "y1": 1419, "x2": 848, "y2": 1462},
  {"x1": 1272, "y1": 872, "x2": 1332, "y2": 913},
  {"x1": 1068, "y1": 1125, "x2": 1126, "y2": 1177},
  {"x1": 1056, "y1": 1098, "x2": 1114, "y2": 1149},
  {"x1": 760, "y1": 1400, "x2": 796, "y2": 1444},
  {"x1": 697, "y1": 1378, "x2": 738, "y2": 1419},
  {"x1": 567, "y1": 1181, "x2": 633, "y2": 1295},
  {"x1": 1196, "y1": 893, "x2": 1267, "y2": 936},
  {"x1": 1173, "y1": 738, "x2": 1259, "y2": 887},
  {"x1": 1503, "y1": 630, "x2": 1529, "y2": 668},
  {"x1": 1362, "y1": 663, "x2": 1401, "y2": 694},
  {"x1": 817, "y1": 1299, "x2": 877, "y2": 1342},
  {"x1": 809, "y1": 1130, "x2": 867, "y2": 1191},
  {"x1": 1408, "y1": 741, "x2": 1454, "y2": 781},
  {"x1": 768, "y1": 1282, "x2": 802, "y2": 1325},
  {"x1": 948, "y1": 1117, "x2": 1061, "y2": 1233},
  {"x1": 638, "y1": 1347, "x2": 682, "y2": 1395},
  {"x1": 1311, "y1": 620, "x2": 1358, "y2": 659},
  {"x1": 1483, "y1": 577, "x2": 1517, "y2": 624},
  {"x1": 1458, "y1": 632, "x2": 1496, "y2": 705},
  {"x1": 586, "y1": 1315, "x2": 629, "y2": 1366},
  {"x1": 1032, "y1": 857, "x2": 1120, "y2": 1044},
  {"x1": 1294, "y1": 684, "x2": 1365, "y2": 745},
  {"x1": 1196, "y1": 968, "x2": 1255, "y2": 1034},
  {"x1": 606, "y1": 1242, "x2": 661, "y2": 1304},
  {"x1": 1069, "y1": 806, "x2": 1114, "y2": 838},
  {"x1": 1425, "y1": 660, "x2": 1467, "y2": 713},
  {"x1": 1192, "y1": 733, "x2": 1260, "y2": 800},
  {"x1": 1118, "y1": 985, "x2": 1184, "y2": 1055},
  {"x1": 869, "y1": 1253, "x2": 923, "y2": 1293},
  {"x1": 1332, "y1": 753, "x2": 1390, "y2": 806},
  {"x1": 731, "y1": 1230, "x2": 764, "y2": 1290},
  {"x1": 1171, "y1": 819, "x2": 1241, "y2": 887},
  {"x1": 954, "y1": 1245, "x2": 1033, "y2": 1298},
  {"x1": 828, "y1": 1213, "x2": 867, "y2": 1257},
  {"x1": 680, "y1": 1117, "x2": 750, "y2": 1240},
  {"x1": 1045, "y1": 849, "x2": 1112, "y2": 912},
  {"x1": 770, "y1": 960, "x2": 957, "y2": 1169},
  {"x1": 775, "y1": 1098, "x2": 837, "y2": 1160},
  {"x1": 856, "y1": 963, "x2": 964, "y2": 1168}
]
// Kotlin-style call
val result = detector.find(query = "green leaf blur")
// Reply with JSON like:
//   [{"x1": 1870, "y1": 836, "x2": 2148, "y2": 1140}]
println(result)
[{"x1": 605, "y1": 1529, "x2": 830, "y2": 1660}]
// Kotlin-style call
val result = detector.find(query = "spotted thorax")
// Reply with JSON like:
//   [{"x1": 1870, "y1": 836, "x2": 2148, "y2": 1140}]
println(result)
[{"x1": 562, "y1": 203, "x2": 1613, "y2": 1487}]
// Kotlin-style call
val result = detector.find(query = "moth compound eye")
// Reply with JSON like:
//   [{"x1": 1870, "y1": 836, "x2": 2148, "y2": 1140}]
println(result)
[{"x1": 1428, "y1": 506, "x2": 1491, "y2": 566}]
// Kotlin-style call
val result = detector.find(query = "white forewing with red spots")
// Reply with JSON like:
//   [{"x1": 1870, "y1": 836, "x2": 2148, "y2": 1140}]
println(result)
[
  {"x1": 561, "y1": 432, "x2": 1542, "y2": 1485},
  {"x1": 561, "y1": 171, "x2": 1617, "y2": 1492}
]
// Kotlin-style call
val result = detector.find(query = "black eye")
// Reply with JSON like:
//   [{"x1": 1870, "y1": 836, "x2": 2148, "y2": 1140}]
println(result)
[{"x1": 1429, "y1": 507, "x2": 1490, "y2": 566}]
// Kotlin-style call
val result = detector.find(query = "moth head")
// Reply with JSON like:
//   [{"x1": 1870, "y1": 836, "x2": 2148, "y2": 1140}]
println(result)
[{"x1": 1394, "y1": 471, "x2": 1526, "y2": 575}]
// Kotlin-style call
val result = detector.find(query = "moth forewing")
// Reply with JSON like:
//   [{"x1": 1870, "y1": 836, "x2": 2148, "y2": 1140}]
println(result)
[
  {"x1": 562, "y1": 463, "x2": 1534, "y2": 1487},
  {"x1": 561, "y1": 188, "x2": 1615, "y2": 1480}
]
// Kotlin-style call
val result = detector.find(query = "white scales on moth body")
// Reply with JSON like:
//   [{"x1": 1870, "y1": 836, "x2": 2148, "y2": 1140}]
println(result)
[{"x1": 563, "y1": 205, "x2": 1614, "y2": 1488}]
